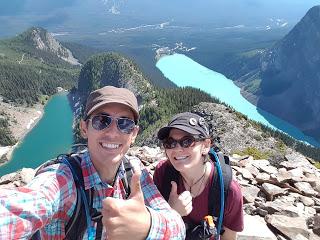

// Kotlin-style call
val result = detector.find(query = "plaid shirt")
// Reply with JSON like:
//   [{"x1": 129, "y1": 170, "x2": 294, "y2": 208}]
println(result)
[{"x1": 0, "y1": 150, "x2": 185, "y2": 239}]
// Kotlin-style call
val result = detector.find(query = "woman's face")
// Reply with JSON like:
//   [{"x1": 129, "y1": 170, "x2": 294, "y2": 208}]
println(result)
[{"x1": 165, "y1": 128, "x2": 210, "y2": 173}]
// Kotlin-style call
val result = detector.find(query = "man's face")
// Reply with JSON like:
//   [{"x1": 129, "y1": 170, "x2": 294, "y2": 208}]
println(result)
[{"x1": 80, "y1": 103, "x2": 139, "y2": 170}]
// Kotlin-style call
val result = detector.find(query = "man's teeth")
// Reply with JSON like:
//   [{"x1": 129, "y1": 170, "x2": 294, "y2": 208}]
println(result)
[{"x1": 101, "y1": 143, "x2": 120, "y2": 149}]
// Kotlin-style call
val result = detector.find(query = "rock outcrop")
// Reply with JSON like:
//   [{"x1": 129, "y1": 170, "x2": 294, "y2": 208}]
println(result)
[
  {"x1": 21, "y1": 27, "x2": 81, "y2": 66},
  {"x1": 230, "y1": 5, "x2": 320, "y2": 141},
  {"x1": 257, "y1": 5, "x2": 320, "y2": 140},
  {"x1": 1, "y1": 145, "x2": 319, "y2": 239},
  {"x1": 126, "y1": 144, "x2": 320, "y2": 239}
]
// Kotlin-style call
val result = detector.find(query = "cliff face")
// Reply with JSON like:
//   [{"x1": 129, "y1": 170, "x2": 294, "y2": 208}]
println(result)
[
  {"x1": 257, "y1": 6, "x2": 320, "y2": 139},
  {"x1": 16, "y1": 27, "x2": 81, "y2": 66},
  {"x1": 230, "y1": 6, "x2": 320, "y2": 141}
]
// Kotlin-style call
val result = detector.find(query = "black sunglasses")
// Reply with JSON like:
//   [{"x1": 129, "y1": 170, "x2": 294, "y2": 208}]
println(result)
[
  {"x1": 89, "y1": 114, "x2": 136, "y2": 134},
  {"x1": 163, "y1": 136, "x2": 204, "y2": 149}
]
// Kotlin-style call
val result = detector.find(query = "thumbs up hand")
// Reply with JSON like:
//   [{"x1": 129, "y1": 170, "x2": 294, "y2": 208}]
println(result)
[
  {"x1": 168, "y1": 181, "x2": 193, "y2": 216},
  {"x1": 102, "y1": 169, "x2": 151, "y2": 240}
]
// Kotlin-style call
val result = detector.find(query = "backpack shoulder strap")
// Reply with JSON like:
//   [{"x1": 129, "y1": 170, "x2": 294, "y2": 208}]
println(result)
[
  {"x1": 208, "y1": 151, "x2": 232, "y2": 221},
  {"x1": 34, "y1": 155, "x2": 64, "y2": 175},
  {"x1": 159, "y1": 162, "x2": 180, "y2": 201},
  {"x1": 32, "y1": 154, "x2": 93, "y2": 240},
  {"x1": 121, "y1": 156, "x2": 134, "y2": 199},
  {"x1": 217, "y1": 152, "x2": 232, "y2": 197},
  {"x1": 62, "y1": 155, "x2": 92, "y2": 239}
]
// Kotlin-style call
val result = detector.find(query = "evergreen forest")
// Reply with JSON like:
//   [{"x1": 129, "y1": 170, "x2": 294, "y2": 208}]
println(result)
[{"x1": 0, "y1": 111, "x2": 16, "y2": 146}]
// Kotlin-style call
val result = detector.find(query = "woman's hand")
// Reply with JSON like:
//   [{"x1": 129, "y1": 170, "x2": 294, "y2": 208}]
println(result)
[{"x1": 168, "y1": 181, "x2": 193, "y2": 216}]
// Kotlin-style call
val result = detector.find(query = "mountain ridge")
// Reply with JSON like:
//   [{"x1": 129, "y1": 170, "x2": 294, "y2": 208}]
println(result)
[
  {"x1": 0, "y1": 27, "x2": 82, "y2": 106},
  {"x1": 10, "y1": 27, "x2": 81, "y2": 66},
  {"x1": 225, "y1": 5, "x2": 320, "y2": 141},
  {"x1": 258, "y1": 5, "x2": 320, "y2": 140},
  {"x1": 0, "y1": 27, "x2": 99, "y2": 147}
]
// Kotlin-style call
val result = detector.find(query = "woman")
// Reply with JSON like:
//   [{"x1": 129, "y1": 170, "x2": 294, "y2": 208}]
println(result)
[{"x1": 153, "y1": 112, "x2": 244, "y2": 240}]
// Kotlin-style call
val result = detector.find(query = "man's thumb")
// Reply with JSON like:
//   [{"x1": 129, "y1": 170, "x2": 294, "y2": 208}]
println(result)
[
  {"x1": 128, "y1": 169, "x2": 143, "y2": 200},
  {"x1": 169, "y1": 181, "x2": 178, "y2": 197}
]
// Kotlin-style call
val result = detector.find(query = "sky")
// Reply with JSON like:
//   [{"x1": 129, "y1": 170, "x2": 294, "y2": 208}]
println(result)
[{"x1": 0, "y1": 0, "x2": 319, "y2": 37}]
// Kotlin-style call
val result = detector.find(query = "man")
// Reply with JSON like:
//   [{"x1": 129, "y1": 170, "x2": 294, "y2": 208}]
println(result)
[{"x1": 0, "y1": 86, "x2": 185, "y2": 239}]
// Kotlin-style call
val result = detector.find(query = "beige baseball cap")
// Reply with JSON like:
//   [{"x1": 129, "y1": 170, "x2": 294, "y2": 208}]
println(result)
[{"x1": 84, "y1": 86, "x2": 139, "y2": 122}]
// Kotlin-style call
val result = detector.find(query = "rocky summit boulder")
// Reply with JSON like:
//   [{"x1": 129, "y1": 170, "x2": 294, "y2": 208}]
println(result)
[{"x1": 1, "y1": 145, "x2": 320, "y2": 240}]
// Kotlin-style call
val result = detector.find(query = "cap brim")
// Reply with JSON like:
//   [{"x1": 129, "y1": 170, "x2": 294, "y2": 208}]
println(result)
[
  {"x1": 157, "y1": 125, "x2": 200, "y2": 140},
  {"x1": 86, "y1": 100, "x2": 139, "y2": 121}
]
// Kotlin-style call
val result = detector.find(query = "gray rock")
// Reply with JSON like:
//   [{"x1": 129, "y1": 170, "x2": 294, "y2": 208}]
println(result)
[
  {"x1": 237, "y1": 215, "x2": 277, "y2": 240},
  {"x1": 265, "y1": 215, "x2": 310, "y2": 239},
  {"x1": 233, "y1": 166, "x2": 255, "y2": 180},
  {"x1": 256, "y1": 173, "x2": 271, "y2": 182},
  {"x1": 312, "y1": 215, "x2": 320, "y2": 236},
  {"x1": 261, "y1": 183, "x2": 287, "y2": 201},
  {"x1": 1, "y1": 143, "x2": 320, "y2": 240},
  {"x1": 242, "y1": 185, "x2": 261, "y2": 203},
  {"x1": 258, "y1": 165, "x2": 278, "y2": 175},
  {"x1": 294, "y1": 182, "x2": 318, "y2": 196},
  {"x1": 243, "y1": 203, "x2": 256, "y2": 215},
  {"x1": 299, "y1": 196, "x2": 315, "y2": 207}
]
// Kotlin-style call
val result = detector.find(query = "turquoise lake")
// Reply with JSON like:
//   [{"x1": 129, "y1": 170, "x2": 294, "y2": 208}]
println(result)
[
  {"x1": 156, "y1": 53, "x2": 320, "y2": 147},
  {"x1": 0, "y1": 93, "x2": 74, "y2": 176},
  {"x1": 1, "y1": 53, "x2": 319, "y2": 176}
]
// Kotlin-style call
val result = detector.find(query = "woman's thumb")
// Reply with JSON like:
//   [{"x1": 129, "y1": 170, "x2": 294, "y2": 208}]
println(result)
[{"x1": 169, "y1": 181, "x2": 178, "y2": 197}]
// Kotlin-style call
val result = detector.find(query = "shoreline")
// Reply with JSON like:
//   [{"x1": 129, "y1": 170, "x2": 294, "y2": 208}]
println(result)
[
  {"x1": 0, "y1": 102, "x2": 44, "y2": 166},
  {"x1": 0, "y1": 89, "x2": 74, "y2": 167}
]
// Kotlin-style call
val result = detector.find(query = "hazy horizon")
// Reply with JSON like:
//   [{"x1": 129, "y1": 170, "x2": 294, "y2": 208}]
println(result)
[{"x1": 0, "y1": 0, "x2": 319, "y2": 37}]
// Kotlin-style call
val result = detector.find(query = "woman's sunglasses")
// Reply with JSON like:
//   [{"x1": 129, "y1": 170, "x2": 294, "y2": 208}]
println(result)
[
  {"x1": 89, "y1": 114, "x2": 136, "y2": 134},
  {"x1": 163, "y1": 136, "x2": 204, "y2": 149}
]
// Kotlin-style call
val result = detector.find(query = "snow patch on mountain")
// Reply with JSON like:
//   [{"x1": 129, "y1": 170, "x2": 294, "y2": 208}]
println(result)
[{"x1": 101, "y1": 0, "x2": 125, "y2": 15}]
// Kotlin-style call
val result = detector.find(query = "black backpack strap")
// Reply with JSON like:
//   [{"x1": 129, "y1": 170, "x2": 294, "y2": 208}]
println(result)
[
  {"x1": 208, "y1": 151, "x2": 232, "y2": 235},
  {"x1": 31, "y1": 157, "x2": 68, "y2": 240},
  {"x1": 62, "y1": 155, "x2": 92, "y2": 239},
  {"x1": 121, "y1": 156, "x2": 134, "y2": 198},
  {"x1": 30, "y1": 231, "x2": 41, "y2": 240},
  {"x1": 217, "y1": 152, "x2": 232, "y2": 202},
  {"x1": 91, "y1": 198, "x2": 103, "y2": 240},
  {"x1": 31, "y1": 154, "x2": 94, "y2": 240},
  {"x1": 159, "y1": 162, "x2": 180, "y2": 201}
]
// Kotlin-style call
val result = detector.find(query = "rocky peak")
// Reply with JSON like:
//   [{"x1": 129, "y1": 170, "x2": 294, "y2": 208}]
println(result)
[
  {"x1": 261, "y1": 5, "x2": 320, "y2": 81},
  {"x1": 20, "y1": 27, "x2": 80, "y2": 66},
  {"x1": 251, "y1": 5, "x2": 320, "y2": 141},
  {"x1": 304, "y1": 5, "x2": 320, "y2": 24}
]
